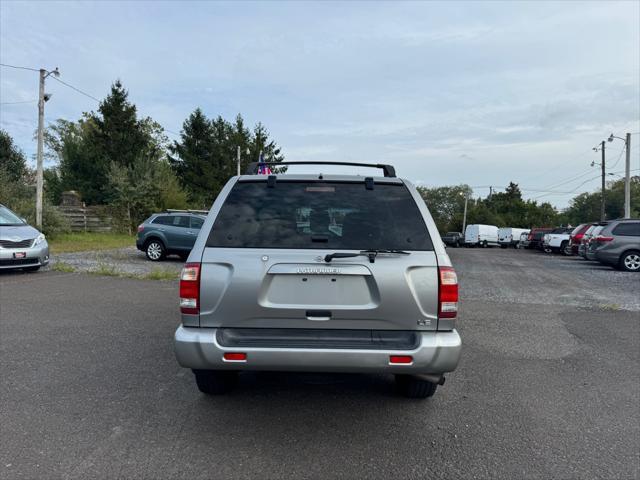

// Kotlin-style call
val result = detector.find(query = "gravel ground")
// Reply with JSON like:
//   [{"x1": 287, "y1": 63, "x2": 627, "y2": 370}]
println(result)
[
  {"x1": 452, "y1": 246, "x2": 640, "y2": 312},
  {"x1": 1, "y1": 246, "x2": 638, "y2": 479},
  {"x1": 47, "y1": 246, "x2": 184, "y2": 277}
]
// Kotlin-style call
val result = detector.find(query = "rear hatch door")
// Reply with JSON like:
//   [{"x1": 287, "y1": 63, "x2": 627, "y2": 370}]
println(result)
[{"x1": 199, "y1": 178, "x2": 439, "y2": 331}]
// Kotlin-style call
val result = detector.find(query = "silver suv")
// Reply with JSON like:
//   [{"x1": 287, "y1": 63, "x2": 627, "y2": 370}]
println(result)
[
  {"x1": 592, "y1": 219, "x2": 640, "y2": 272},
  {"x1": 174, "y1": 162, "x2": 462, "y2": 398}
]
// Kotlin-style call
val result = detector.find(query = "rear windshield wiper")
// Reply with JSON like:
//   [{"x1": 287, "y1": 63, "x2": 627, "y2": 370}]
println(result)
[{"x1": 324, "y1": 249, "x2": 410, "y2": 263}]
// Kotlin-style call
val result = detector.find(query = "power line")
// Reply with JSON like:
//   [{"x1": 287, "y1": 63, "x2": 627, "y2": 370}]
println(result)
[
  {"x1": 608, "y1": 146, "x2": 626, "y2": 170},
  {"x1": 50, "y1": 76, "x2": 100, "y2": 102},
  {"x1": 0, "y1": 99, "x2": 38, "y2": 105},
  {"x1": 0, "y1": 63, "x2": 40, "y2": 72}
]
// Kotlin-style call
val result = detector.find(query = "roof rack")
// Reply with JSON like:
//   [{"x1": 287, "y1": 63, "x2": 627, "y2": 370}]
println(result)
[
  {"x1": 244, "y1": 161, "x2": 396, "y2": 178},
  {"x1": 164, "y1": 209, "x2": 208, "y2": 215}
]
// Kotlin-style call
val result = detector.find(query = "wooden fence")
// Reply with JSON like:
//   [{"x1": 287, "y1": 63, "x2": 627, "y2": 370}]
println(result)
[{"x1": 58, "y1": 206, "x2": 112, "y2": 233}]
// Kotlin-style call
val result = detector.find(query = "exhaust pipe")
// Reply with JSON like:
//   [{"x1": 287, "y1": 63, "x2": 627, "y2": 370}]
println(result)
[{"x1": 416, "y1": 374, "x2": 445, "y2": 385}]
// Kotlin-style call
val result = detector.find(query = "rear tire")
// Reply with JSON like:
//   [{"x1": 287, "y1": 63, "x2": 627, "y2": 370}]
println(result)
[
  {"x1": 560, "y1": 241, "x2": 570, "y2": 256},
  {"x1": 193, "y1": 370, "x2": 238, "y2": 394},
  {"x1": 619, "y1": 250, "x2": 640, "y2": 272},
  {"x1": 500, "y1": 244, "x2": 507, "y2": 249},
  {"x1": 395, "y1": 375, "x2": 438, "y2": 399}
]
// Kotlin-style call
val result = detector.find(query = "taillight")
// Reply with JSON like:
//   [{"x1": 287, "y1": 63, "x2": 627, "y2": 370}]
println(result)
[
  {"x1": 438, "y1": 266, "x2": 458, "y2": 319},
  {"x1": 180, "y1": 262, "x2": 200, "y2": 314},
  {"x1": 595, "y1": 236, "x2": 614, "y2": 243},
  {"x1": 137, "y1": 224, "x2": 144, "y2": 233}
]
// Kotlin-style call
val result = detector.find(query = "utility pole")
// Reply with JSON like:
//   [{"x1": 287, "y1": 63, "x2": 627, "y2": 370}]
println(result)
[
  {"x1": 489, "y1": 186, "x2": 493, "y2": 200},
  {"x1": 236, "y1": 145, "x2": 241, "y2": 176},
  {"x1": 462, "y1": 194, "x2": 469, "y2": 233},
  {"x1": 600, "y1": 140, "x2": 606, "y2": 222},
  {"x1": 624, "y1": 133, "x2": 631, "y2": 218},
  {"x1": 34, "y1": 67, "x2": 59, "y2": 229},
  {"x1": 35, "y1": 69, "x2": 46, "y2": 229}
]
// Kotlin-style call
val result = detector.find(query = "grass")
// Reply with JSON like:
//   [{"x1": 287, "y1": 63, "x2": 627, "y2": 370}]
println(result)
[
  {"x1": 49, "y1": 232, "x2": 134, "y2": 254},
  {"x1": 50, "y1": 262, "x2": 76, "y2": 273},
  {"x1": 89, "y1": 263, "x2": 121, "y2": 277},
  {"x1": 141, "y1": 267, "x2": 180, "y2": 281}
]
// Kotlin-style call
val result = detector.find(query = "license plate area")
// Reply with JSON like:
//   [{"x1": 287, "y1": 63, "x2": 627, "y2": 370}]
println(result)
[{"x1": 13, "y1": 252, "x2": 27, "y2": 259}]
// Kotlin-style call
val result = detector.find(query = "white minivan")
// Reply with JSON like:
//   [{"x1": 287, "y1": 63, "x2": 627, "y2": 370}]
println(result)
[
  {"x1": 464, "y1": 224, "x2": 499, "y2": 247},
  {"x1": 498, "y1": 227, "x2": 530, "y2": 248}
]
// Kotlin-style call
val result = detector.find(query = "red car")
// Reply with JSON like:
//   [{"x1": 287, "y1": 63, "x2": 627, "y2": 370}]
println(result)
[{"x1": 568, "y1": 223, "x2": 596, "y2": 255}]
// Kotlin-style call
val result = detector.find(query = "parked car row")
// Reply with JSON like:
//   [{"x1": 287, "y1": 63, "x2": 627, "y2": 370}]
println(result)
[{"x1": 539, "y1": 219, "x2": 640, "y2": 272}]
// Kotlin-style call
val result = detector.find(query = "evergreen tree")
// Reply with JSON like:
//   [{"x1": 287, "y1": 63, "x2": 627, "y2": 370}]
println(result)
[
  {"x1": 170, "y1": 111, "x2": 285, "y2": 206},
  {"x1": 0, "y1": 129, "x2": 28, "y2": 182}
]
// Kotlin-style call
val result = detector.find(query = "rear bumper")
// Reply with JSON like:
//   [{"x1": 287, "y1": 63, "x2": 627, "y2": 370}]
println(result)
[{"x1": 174, "y1": 326, "x2": 462, "y2": 375}]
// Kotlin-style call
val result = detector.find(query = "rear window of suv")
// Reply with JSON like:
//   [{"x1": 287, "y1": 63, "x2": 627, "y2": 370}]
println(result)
[
  {"x1": 612, "y1": 222, "x2": 640, "y2": 236},
  {"x1": 206, "y1": 181, "x2": 433, "y2": 250}
]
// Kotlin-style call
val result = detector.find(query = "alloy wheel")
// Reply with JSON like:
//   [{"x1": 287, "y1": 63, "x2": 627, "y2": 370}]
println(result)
[
  {"x1": 623, "y1": 253, "x2": 640, "y2": 271},
  {"x1": 147, "y1": 242, "x2": 163, "y2": 260}
]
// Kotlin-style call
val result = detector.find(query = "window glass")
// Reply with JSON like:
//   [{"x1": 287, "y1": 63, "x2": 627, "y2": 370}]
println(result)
[
  {"x1": 612, "y1": 222, "x2": 640, "y2": 236},
  {"x1": 0, "y1": 206, "x2": 25, "y2": 226},
  {"x1": 191, "y1": 217, "x2": 204, "y2": 230},
  {"x1": 173, "y1": 216, "x2": 190, "y2": 228},
  {"x1": 152, "y1": 215, "x2": 173, "y2": 225},
  {"x1": 207, "y1": 181, "x2": 433, "y2": 250}
]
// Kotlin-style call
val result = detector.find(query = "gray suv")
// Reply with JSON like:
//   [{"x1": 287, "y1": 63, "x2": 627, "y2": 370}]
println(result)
[
  {"x1": 592, "y1": 219, "x2": 640, "y2": 272},
  {"x1": 136, "y1": 210, "x2": 207, "y2": 261},
  {"x1": 174, "y1": 162, "x2": 462, "y2": 398}
]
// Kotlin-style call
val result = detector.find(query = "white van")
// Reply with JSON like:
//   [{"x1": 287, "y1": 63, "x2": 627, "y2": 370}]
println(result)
[
  {"x1": 498, "y1": 227, "x2": 530, "y2": 248},
  {"x1": 464, "y1": 224, "x2": 499, "y2": 247}
]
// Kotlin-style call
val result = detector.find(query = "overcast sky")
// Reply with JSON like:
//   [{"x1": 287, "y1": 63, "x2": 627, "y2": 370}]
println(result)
[{"x1": 1, "y1": 1, "x2": 639, "y2": 208}]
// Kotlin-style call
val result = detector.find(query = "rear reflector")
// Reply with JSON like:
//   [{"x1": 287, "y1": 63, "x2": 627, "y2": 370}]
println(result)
[
  {"x1": 179, "y1": 263, "x2": 201, "y2": 314},
  {"x1": 389, "y1": 355, "x2": 413, "y2": 364},
  {"x1": 438, "y1": 266, "x2": 459, "y2": 319},
  {"x1": 595, "y1": 236, "x2": 614, "y2": 242},
  {"x1": 223, "y1": 352, "x2": 247, "y2": 362}
]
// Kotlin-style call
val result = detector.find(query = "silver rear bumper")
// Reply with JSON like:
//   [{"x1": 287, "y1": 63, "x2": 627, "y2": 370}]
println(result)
[{"x1": 174, "y1": 326, "x2": 461, "y2": 374}]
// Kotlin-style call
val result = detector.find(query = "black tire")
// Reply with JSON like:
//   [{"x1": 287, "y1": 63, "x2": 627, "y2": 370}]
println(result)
[
  {"x1": 619, "y1": 250, "x2": 640, "y2": 272},
  {"x1": 543, "y1": 245, "x2": 552, "y2": 254},
  {"x1": 395, "y1": 375, "x2": 438, "y2": 399},
  {"x1": 144, "y1": 239, "x2": 166, "y2": 261},
  {"x1": 482, "y1": 241, "x2": 488, "y2": 248},
  {"x1": 193, "y1": 370, "x2": 238, "y2": 395},
  {"x1": 560, "y1": 241, "x2": 570, "y2": 256},
  {"x1": 500, "y1": 244, "x2": 507, "y2": 249},
  {"x1": 23, "y1": 266, "x2": 41, "y2": 272}
]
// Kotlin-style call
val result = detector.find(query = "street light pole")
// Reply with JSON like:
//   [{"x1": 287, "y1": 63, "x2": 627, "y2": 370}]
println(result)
[
  {"x1": 608, "y1": 133, "x2": 632, "y2": 219},
  {"x1": 462, "y1": 193, "x2": 469, "y2": 234},
  {"x1": 600, "y1": 140, "x2": 606, "y2": 222},
  {"x1": 624, "y1": 133, "x2": 631, "y2": 218}
]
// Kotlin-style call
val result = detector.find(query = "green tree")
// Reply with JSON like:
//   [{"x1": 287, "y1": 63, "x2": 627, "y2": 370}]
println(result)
[
  {"x1": 170, "y1": 110, "x2": 284, "y2": 207},
  {"x1": 0, "y1": 129, "x2": 28, "y2": 182},
  {"x1": 416, "y1": 184, "x2": 473, "y2": 232}
]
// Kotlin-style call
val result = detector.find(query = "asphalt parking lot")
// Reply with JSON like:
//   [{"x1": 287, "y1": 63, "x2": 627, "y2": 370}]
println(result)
[{"x1": 1, "y1": 248, "x2": 638, "y2": 479}]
